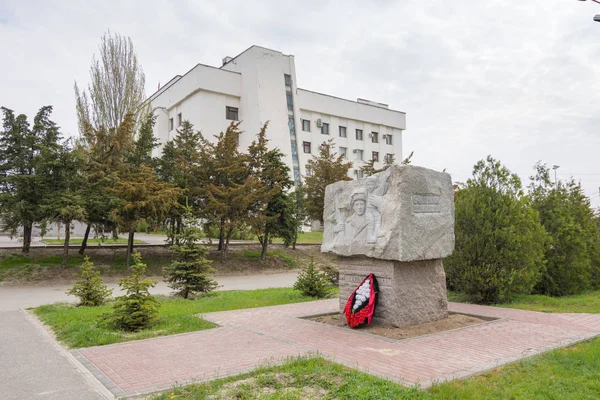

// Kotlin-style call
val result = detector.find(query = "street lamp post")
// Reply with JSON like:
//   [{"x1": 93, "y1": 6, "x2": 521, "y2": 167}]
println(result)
[
  {"x1": 577, "y1": 0, "x2": 600, "y2": 21},
  {"x1": 552, "y1": 165, "x2": 560, "y2": 186}
]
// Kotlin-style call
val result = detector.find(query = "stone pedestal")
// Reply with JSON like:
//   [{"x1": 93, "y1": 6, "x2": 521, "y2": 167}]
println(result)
[{"x1": 338, "y1": 256, "x2": 448, "y2": 327}]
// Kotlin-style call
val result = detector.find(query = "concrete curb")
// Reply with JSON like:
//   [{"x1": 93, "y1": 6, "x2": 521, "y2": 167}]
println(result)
[{"x1": 22, "y1": 309, "x2": 115, "y2": 400}]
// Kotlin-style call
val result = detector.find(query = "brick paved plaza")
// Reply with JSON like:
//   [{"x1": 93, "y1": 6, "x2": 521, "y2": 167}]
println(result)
[{"x1": 72, "y1": 300, "x2": 600, "y2": 398}]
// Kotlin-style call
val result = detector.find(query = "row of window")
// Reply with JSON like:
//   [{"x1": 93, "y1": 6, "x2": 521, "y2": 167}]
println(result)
[
  {"x1": 302, "y1": 141, "x2": 393, "y2": 163},
  {"x1": 301, "y1": 119, "x2": 393, "y2": 144}
]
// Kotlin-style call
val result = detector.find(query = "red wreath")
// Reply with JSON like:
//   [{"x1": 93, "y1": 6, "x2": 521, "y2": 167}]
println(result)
[{"x1": 344, "y1": 273, "x2": 378, "y2": 328}]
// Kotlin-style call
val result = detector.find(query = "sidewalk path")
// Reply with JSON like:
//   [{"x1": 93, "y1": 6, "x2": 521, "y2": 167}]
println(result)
[
  {"x1": 0, "y1": 272, "x2": 298, "y2": 312},
  {"x1": 0, "y1": 310, "x2": 107, "y2": 400},
  {"x1": 73, "y1": 300, "x2": 600, "y2": 398}
]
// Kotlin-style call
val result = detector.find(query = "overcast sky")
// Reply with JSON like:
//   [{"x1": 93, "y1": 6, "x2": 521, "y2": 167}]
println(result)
[{"x1": 1, "y1": 0, "x2": 600, "y2": 207}]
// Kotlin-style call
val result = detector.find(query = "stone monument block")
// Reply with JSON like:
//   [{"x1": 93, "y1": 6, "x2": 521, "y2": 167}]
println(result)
[
  {"x1": 322, "y1": 165, "x2": 455, "y2": 327},
  {"x1": 321, "y1": 165, "x2": 454, "y2": 262},
  {"x1": 338, "y1": 257, "x2": 448, "y2": 327}
]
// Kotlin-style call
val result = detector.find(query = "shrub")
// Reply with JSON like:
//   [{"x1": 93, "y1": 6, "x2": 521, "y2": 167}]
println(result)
[
  {"x1": 320, "y1": 264, "x2": 339, "y2": 286},
  {"x1": 530, "y1": 163, "x2": 600, "y2": 296},
  {"x1": 101, "y1": 252, "x2": 160, "y2": 331},
  {"x1": 66, "y1": 256, "x2": 112, "y2": 306},
  {"x1": 445, "y1": 156, "x2": 548, "y2": 304},
  {"x1": 164, "y1": 210, "x2": 218, "y2": 299},
  {"x1": 294, "y1": 258, "x2": 331, "y2": 298}
]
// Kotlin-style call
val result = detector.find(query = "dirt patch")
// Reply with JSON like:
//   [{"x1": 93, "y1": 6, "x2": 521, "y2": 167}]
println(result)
[{"x1": 305, "y1": 312, "x2": 492, "y2": 340}]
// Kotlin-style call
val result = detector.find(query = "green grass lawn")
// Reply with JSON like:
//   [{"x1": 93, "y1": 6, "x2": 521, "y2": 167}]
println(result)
[
  {"x1": 271, "y1": 231, "x2": 323, "y2": 244},
  {"x1": 42, "y1": 238, "x2": 145, "y2": 245},
  {"x1": 448, "y1": 290, "x2": 600, "y2": 314},
  {"x1": 240, "y1": 250, "x2": 297, "y2": 267},
  {"x1": 33, "y1": 288, "x2": 327, "y2": 348}
]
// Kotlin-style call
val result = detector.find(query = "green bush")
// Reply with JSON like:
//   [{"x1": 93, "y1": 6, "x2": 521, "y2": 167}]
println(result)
[
  {"x1": 445, "y1": 156, "x2": 548, "y2": 304},
  {"x1": 320, "y1": 264, "x2": 339, "y2": 286},
  {"x1": 530, "y1": 163, "x2": 600, "y2": 296},
  {"x1": 164, "y1": 210, "x2": 218, "y2": 299},
  {"x1": 293, "y1": 258, "x2": 331, "y2": 298},
  {"x1": 203, "y1": 223, "x2": 254, "y2": 240},
  {"x1": 66, "y1": 256, "x2": 112, "y2": 306},
  {"x1": 101, "y1": 252, "x2": 160, "y2": 331}
]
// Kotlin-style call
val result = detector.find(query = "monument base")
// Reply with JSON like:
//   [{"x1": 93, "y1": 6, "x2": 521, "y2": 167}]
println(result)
[{"x1": 338, "y1": 256, "x2": 448, "y2": 327}]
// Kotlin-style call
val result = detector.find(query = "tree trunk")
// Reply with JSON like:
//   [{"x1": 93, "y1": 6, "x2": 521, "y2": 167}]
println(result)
[
  {"x1": 221, "y1": 227, "x2": 233, "y2": 262},
  {"x1": 218, "y1": 221, "x2": 225, "y2": 251},
  {"x1": 79, "y1": 224, "x2": 92, "y2": 255},
  {"x1": 260, "y1": 231, "x2": 269, "y2": 260},
  {"x1": 112, "y1": 226, "x2": 119, "y2": 240},
  {"x1": 22, "y1": 222, "x2": 32, "y2": 253},
  {"x1": 170, "y1": 216, "x2": 176, "y2": 245},
  {"x1": 61, "y1": 220, "x2": 70, "y2": 269},
  {"x1": 126, "y1": 228, "x2": 135, "y2": 267}
]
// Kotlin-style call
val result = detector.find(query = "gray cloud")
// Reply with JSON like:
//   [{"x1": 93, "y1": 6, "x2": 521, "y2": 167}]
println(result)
[{"x1": 1, "y1": 0, "x2": 599, "y2": 206}]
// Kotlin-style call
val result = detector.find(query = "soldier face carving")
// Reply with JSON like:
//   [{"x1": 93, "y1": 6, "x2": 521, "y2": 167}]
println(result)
[{"x1": 353, "y1": 199, "x2": 366, "y2": 216}]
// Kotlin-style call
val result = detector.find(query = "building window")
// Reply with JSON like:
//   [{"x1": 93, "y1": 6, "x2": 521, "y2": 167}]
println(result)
[
  {"x1": 321, "y1": 122, "x2": 329, "y2": 135},
  {"x1": 302, "y1": 119, "x2": 310, "y2": 132},
  {"x1": 284, "y1": 74, "x2": 292, "y2": 87},
  {"x1": 385, "y1": 153, "x2": 395, "y2": 164},
  {"x1": 372, "y1": 151, "x2": 379, "y2": 162},
  {"x1": 355, "y1": 149, "x2": 363, "y2": 161},
  {"x1": 303, "y1": 141, "x2": 312, "y2": 154},
  {"x1": 371, "y1": 132, "x2": 379, "y2": 143},
  {"x1": 169, "y1": 118, "x2": 174, "y2": 131},
  {"x1": 226, "y1": 106, "x2": 239, "y2": 121},
  {"x1": 355, "y1": 170, "x2": 364, "y2": 179},
  {"x1": 356, "y1": 129, "x2": 363, "y2": 140},
  {"x1": 385, "y1": 134, "x2": 393, "y2": 145},
  {"x1": 305, "y1": 165, "x2": 312, "y2": 176},
  {"x1": 177, "y1": 113, "x2": 182, "y2": 127},
  {"x1": 286, "y1": 93, "x2": 293, "y2": 111},
  {"x1": 339, "y1": 126, "x2": 347, "y2": 138},
  {"x1": 339, "y1": 146, "x2": 347, "y2": 158}
]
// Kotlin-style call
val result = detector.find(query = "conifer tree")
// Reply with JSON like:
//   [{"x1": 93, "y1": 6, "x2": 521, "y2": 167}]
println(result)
[
  {"x1": 0, "y1": 106, "x2": 62, "y2": 252},
  {"x1": 247, "y1": 123, "x2": 294, "y2": 259},
  {"x1": 281, "y1": 184, "x2": 308, "y2": 249},
  {"x1": 304, "y1": 139, "x2": 352, "y2": 225},
  {"x1": 164, "y1": 206, "x2": 217, "y2": 299},
  {"x1": 158, "y1": 120, "x2": 203, "y2": 243},
  {"x1": 67, "y1": 256, "x2": 113, "y2": 306},
  {"x1": 112, "y1": 165, "x2": 181, "y2": 266},
  {"x1": 199, "y1": 123, "x2": 267, "y2": 260},
  {"x1": 101, "y1": 252, "x2": 159, "y2": 331}
]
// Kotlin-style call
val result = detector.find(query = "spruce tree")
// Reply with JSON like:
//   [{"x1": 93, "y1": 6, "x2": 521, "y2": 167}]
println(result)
[
  {"x1": 164, "y1": 206, "x2": 217, "y2": 299},
  {"x1": 101, "y1": 252, "x2": 159, "y2": 331},
  {"x1": 67, "y1": 256, "x2": 113, "y2": 306}
]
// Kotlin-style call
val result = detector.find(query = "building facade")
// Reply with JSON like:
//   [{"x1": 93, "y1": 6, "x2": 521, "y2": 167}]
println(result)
[{"x1": 148, "y1": 45, "x2": 406, "y2": 183}]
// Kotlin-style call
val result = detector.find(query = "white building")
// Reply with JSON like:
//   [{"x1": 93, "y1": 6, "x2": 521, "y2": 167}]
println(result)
[{"x1": 148, "y1": 45, "x2": 406, "y2": 183}]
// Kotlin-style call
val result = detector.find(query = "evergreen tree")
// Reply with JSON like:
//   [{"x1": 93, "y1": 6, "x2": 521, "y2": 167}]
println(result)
[
  {"x1": 280, "y1": 184, "x2": 308, "y2": 249},
  {"x1": 0, "y1": 106, "x2": 61, "y2": 252},
  {"x1": 126, "y1": 114, "x2": 158, "y2": 168},
  {"x1": 67, "y1": 256, "x2": 113, "y2": 306},
  {"x1": 164, "y1": 206, "x2": 217, "y2": 299},
  {"x1": 112, "y1": 165, "x2": 181, "y2": 266},
  {"x1": 199, "y1": 123, "x2": 267, "y2": 260},
  {"x1": 359, "y1": 158, "x2": 383, "y2": 177},
  {"x1": 247, "y1": 123, "x2": 294, "y2": 259},
  {"x1": 304, "y1": 139, "x2": 352, "y2": 225},
  {"x1": 445, "y1": 156, "x2": 549, "y2": 304},
  {"x1": 76, "y1": 113, "x2": 136, "y2": 252},
  {"x1": 101, "y1": 252, "x2": 159, "y2": 331},
  {"x1": 158, "y1": 120, "x2": 203, "y2": 243},
  {"x1": 40, "y1": 142, "x2": 86, "y2": 268},
  {"x1": 529, "y1": 162, "x2": 600, "y2": 296}
]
